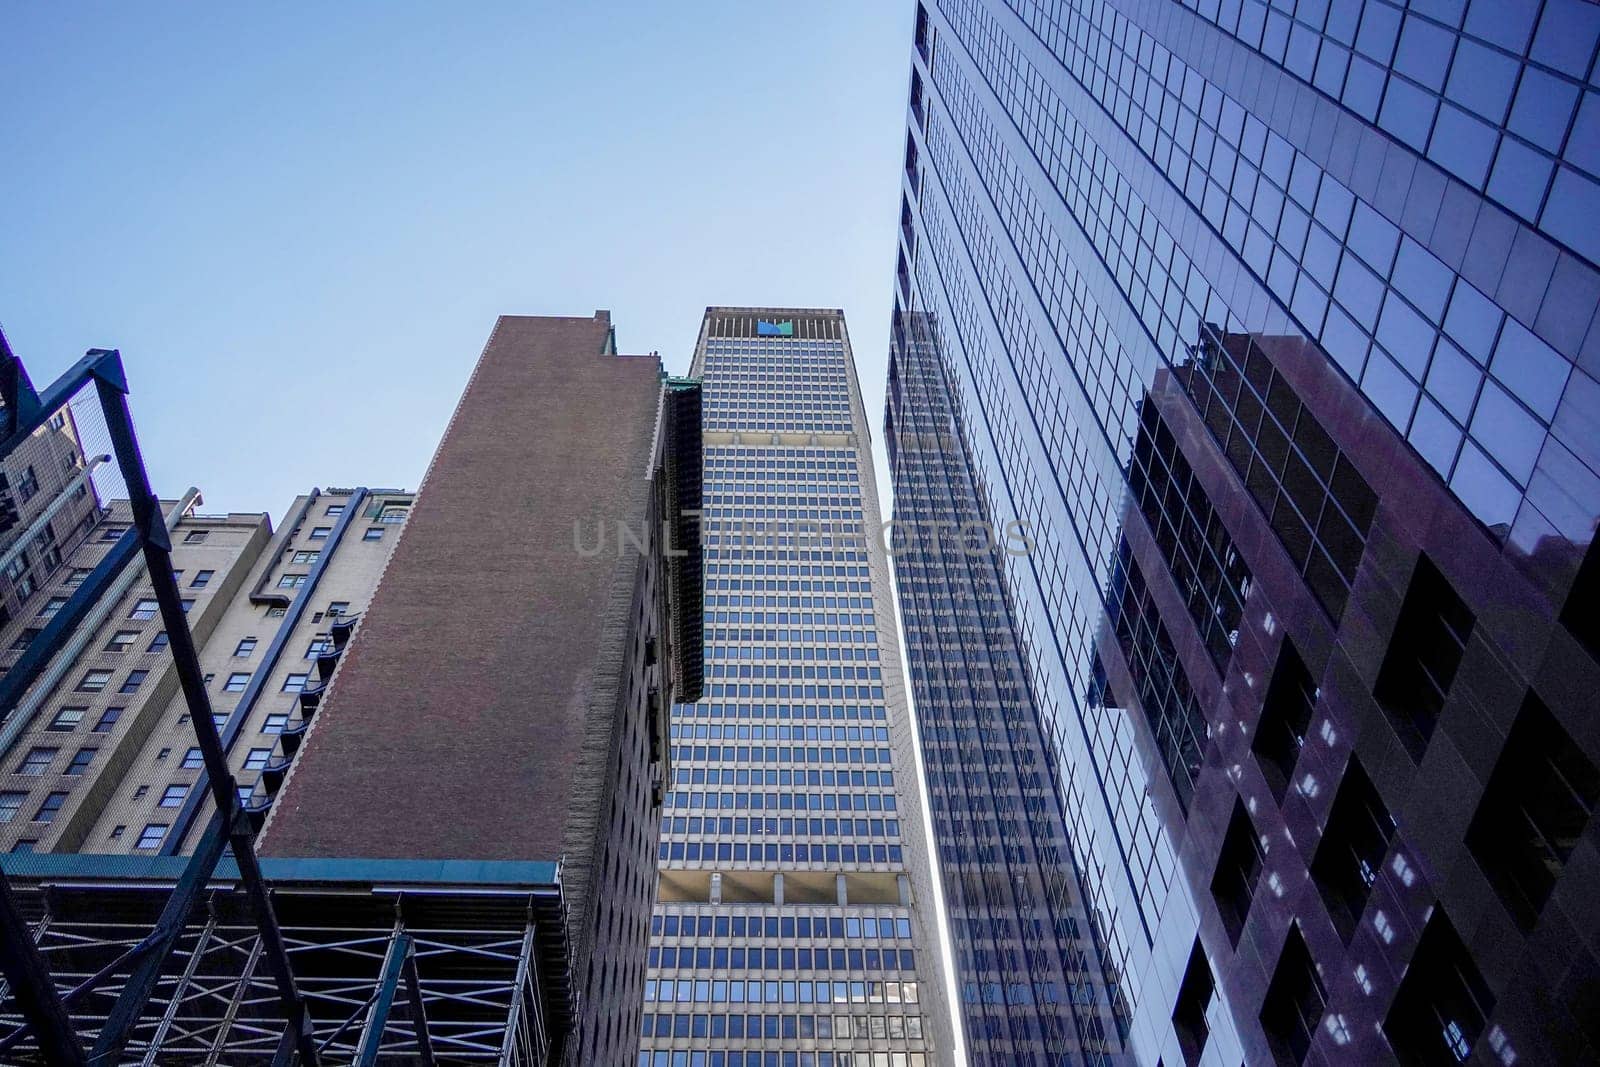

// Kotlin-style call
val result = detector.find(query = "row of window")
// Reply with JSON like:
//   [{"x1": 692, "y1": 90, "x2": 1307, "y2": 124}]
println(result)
[
  {"x1": 648, "y1": 976, "x2": 918, "y2": 1003},
  {"x1": 638, "y1": 1051, "x2": 927, "y2": 1067},
  {"x1": 675, "y1": 751, "x2": 894, "y2": 771},
  {"x1": 673, "y1": 724, "x2": 889, "y2": 741},
  {"x1": 705, "y1": 685, "x2": 887, "y2": 703},
  {"x1": 663, "y1": 792, "x2": 899, "y2": 813},
  {"x1": 641, "y1": 1011, "x2": 924, "y2": 1042},
  {"x1": 651, "y1": 945, "x2": 918, "y2": 973},
  {"x1": 674, "y1": 705, "x2": 889, "y2": 723}
]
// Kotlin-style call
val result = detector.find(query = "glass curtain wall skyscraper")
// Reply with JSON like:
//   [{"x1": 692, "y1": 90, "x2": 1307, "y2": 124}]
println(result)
[
  {"x1": 892, "y1": 1, "x2": 1600, "y2": 1066},
  {"x1": 638, "y1": 308, "x2": 955, "y2": 1067},
  {"x1": 887, "y1": 309, "x2": 1129, "y2": 1066}
]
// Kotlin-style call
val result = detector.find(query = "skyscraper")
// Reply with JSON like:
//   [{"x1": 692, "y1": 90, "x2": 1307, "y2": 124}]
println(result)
[
  {"x1": 888, "y1": 310, "x2": 1128, "y2": 1066},
  {"x1": 638, "y1": 308, "x2": 954, "y2": 1067},
  {"x1": 893, "y1": 2, "x2": 1600, "y2": 1065}
]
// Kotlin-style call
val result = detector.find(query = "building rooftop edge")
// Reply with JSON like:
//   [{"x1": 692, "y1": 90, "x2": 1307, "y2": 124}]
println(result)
[{"x1": 0, "y1": 853, "x2": 561, "y2": 888}]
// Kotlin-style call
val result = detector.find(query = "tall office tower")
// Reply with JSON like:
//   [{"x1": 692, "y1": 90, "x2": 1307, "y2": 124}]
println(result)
[
  {"x1": 895, "y1": 2, "x2": 1600, "y2": 1065},
  {"x1": 638, "y1": 308, "x2": 954, "y2": 1067},
  {"x1": 887, "y1": 310, "x2": 1128, "y2": 1066}
]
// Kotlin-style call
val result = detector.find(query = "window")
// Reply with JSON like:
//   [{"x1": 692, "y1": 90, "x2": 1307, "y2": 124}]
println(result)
[
  {"x1": 103, "y1": 630, "x2": 138, "y2": 653},
  {"x1": 77, "y1": 669, "x2": 111, "y2": 692},
  {"x1": 223, "y1": 672, "x2": 251, "y2": 693},
  {"x1": 244, "y1": 748, "x2": 272, "y2": 770},
  {"x1": 235, "y1": 637, "x2": 258, "y2": 657},
  {"x1": 1310, "y1": 757, "x2": 1395, "y2": 943},
  {"x1": 1384, "y1": 909, "x2": 1494, "y2": 1065},
  {"x1": 11, "y1": 840, "x2": 38, "y2": 853},
  {"x1": 183, "y1": 530, "x2": 208, "y2": 543},
  {"x1": 1253, "y1": 639, "x2": 1318, "y2": 802},
  {"x1": 38, "y1": 596, "x2": 67, "y2": 620},
  {"x1": 129, "y1": 598, "x2": 158, "y2": 620},
  {"x1": 0, "y1": 792, "x2": 26, "y2": 823},
  {"x1": 3, "y1": 552, "x2": 28, "y2": 582},
  {"x1": 180, "y1": 599, "x2": 194, "y2": 614},
  {"x1": 101, "y1": 526, "x2": 127, "y2": 542},
  {"x1": 1562, "y1": 536, "x2": 1600, "y2": 661},
  {"x1": 308, "y1": 526, "x2": 331, "y2": 540},
  {"x1": 181, "y1": 747, "x2": 203, "y2": 769},
  {"x1": 326, "y1": 601, "x2": 350, "y2": 618},
  {"x1": 158, "y1": 784, "x2": 187, "y2": 808},
  {"x1": 136, "y1": 823, "x2": 168, "y2": 849},
  {"x1": 290, "y1": 550, "x2": 320, "y2": 564},
  {"x1": 147, "y1": 632, "x2": 169, "y2": 653},
  {"x1": 325, "y1": 504, "x2": 345, "y2": 517},
  {"x1": 277, "y1": 573, "x2": 307, "y2": 589},
  {"x1": 377, "y1": 506, "x2": 408, "y2": 523},
  {"x1": 263, "y1": 713, "x2": 289, "y2": 734},
  {"x1": 10, "y1": 627, "x2": 40, "y2": 651},
  {"x1": 47, "y1": 707, "x2": 86, "y2": 731},
  {"x1": 1212, "y1": 799, "x2": 1265, "y2": 946},
  {"x1": 120, "y1": 670, "x2": 149, "y2": 693},
  {"x1": 190, "y1": 569, "x2": 214, "y2": 588},
  {"x1": 305, "y1": 636, "x2": 331, "y2": 658},
  {"x1": 363, "y1": 527, "x2": 384, "y2": 541},
  {"x1": 282, "y1": 673, "x2": 309, "y2": 693},
  {"x1": 17, "y1": 747, "x2": 57, "y2": 775},
  {"x1": 33, "y1": 792, "x2": 67, "y2": 823},
  {"x1": 92, "y1": 707, "x2": 123, "y2": 733},
  {"x1": 1173, "y1": 940, "x2": 1215, "y2": 1067},
  {"x1": 1375, "y1": 555, "x2": 1474, "y2": 761},
  {"x1": 1260, "y1": 924, "x2": 1326, "y2": 1066},
  {"x1": 64, "y1": 748, "x2": 96, "y2": 775},
  {"x1": 63, "y1": 567, "x2": 90, "y2": 588},
  {"x1": 1466, "y1": 695, "x2": 1599, "y2": 931}
]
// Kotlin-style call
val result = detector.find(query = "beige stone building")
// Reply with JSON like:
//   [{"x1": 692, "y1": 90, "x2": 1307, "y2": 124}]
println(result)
[{"x1": 0, "y1": 486, "x2": 411, "y2": 855}]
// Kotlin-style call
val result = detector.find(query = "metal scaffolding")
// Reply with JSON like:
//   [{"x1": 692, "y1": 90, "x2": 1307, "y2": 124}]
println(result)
[
  {"x1": 0, "y1": 337, "x2": 573, "y2": 1064},
  {"x1": 0, "y1": 855, "x2": 571, "y2": 1064}
]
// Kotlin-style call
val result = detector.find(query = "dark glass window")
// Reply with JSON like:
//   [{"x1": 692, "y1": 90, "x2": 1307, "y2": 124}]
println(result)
[
  {"x1": 1252, "y1": 638, "x2": 1318, "y2": 802},
  {"x1": 1374, "y1": 554, "x2": 1474, "y2": 761},
  {"x1": 1310, "y1": 757, "x2": 1395, "y2": 944},
  {"x1": 1129, "y1": 395, "x2": 1253, "y2": 671},
  {"x1": 1108, "y1": 541, "x2": 1210, "y2": 812},
  {"x1": 1261, "y1": 924, "x2": 1327, "y2": 1066},
  {"x1": 1212, "y1": 799, "x2": 1265, "y2": 946},
  {"x1": 1177, "y1": 327, "x2": 1376, "y2": 620},
  {"x1": 1384, "y1": 909, "x2": 1494, "y2": 1065},
  {"x1": 1173, "y1": 940, "x2": 1214, "y2": 1067},
  {"x1": 1561, "y1": 535, "x2": 1600, "y2": 662},
  {"x1": 1466, "y1": 694, "x2": 1599, "y2": 931}
]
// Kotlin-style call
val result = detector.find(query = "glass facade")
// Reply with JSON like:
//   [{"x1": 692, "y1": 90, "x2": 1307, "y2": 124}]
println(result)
[
  {"x1": 887, "y1": 310, "x2": 1128, "y2": 1065},
  {"x1": 638, "y1": 309, "x2": 953, "y2": 1067},
  {"x1": 893, "y1": 1, "x2": 1600, "y2": 1065}
]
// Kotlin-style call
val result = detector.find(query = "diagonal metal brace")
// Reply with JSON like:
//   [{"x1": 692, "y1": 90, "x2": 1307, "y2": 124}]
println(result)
[
  {"x1": 88, "y1": 808, "x2": 230, "y2": 1065},
  {"x1": 0, "y1": 867, "x2": 85, "y2": 1066},
  {"x1": 402, "y1": 939, "x2": 435, "y2": 1066},
  {"x1": 93, "y1": 368, "x2": 320, "y2": 1066},
  {"x1": 353, "y1": 928, "x2": 413, "y2": 1067}
]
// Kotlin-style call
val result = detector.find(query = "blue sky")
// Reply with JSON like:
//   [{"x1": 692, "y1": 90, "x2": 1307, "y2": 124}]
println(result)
[{"x1": 1, "y1": 1, "x2": 913, "y2": 516}]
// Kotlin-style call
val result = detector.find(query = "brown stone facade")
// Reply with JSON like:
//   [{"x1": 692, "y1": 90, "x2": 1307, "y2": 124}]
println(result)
[{"x1": 263, "y1": 312, "x2": 702, "y2": 1065}]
